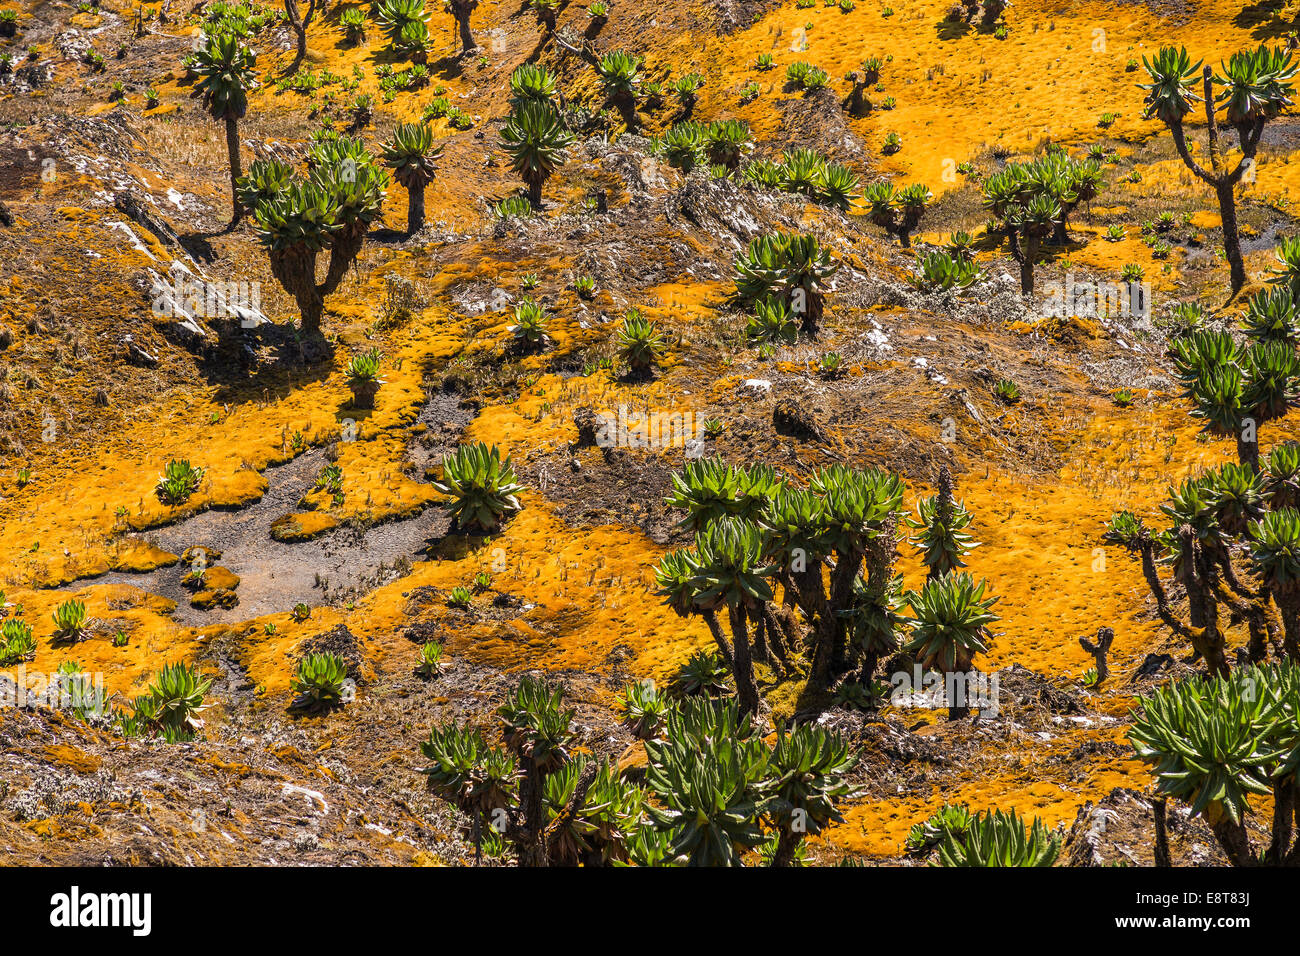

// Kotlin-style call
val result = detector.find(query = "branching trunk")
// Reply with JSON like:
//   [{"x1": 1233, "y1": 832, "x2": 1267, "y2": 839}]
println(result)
[
  {"x1": 1078, "y1": 627, "x2": 1114, "y2": 687},
  {"x1": 760, "y1": 604, "x2": 793, "y2": 673},
  {"x1": 322, "y1": 224, "x2": 366, "y2": 296},
  {"x1": 1138, "y1": 540, "x2": 1193, "y2": 640},
  {"x1": 1160, "y1": 69, "x2": 1264, "y2": 294},
  {"x1": 283, "y1": 0, "x2": 317, "y2": 74}
]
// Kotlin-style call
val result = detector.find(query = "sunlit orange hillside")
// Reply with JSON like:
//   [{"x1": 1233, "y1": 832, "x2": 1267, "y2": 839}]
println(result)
[{"x1": 1, "y1": 0, "x2": 1299, "y2": 871}]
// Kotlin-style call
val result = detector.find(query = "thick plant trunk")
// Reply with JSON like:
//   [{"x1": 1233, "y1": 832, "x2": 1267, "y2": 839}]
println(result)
[
  {"x1": 795, "y1": 565, "x2": 835, "y2": 690},
  {"x1": 1152, "y1": 797, "x2": 1171, "y2": 867},
  {"x1": 1184, "y1": 534, "x2": 1230, "y2": 678},
  {"x1": 1246, "y1": 594, "x2": 1274, "y2": 663},
  {"x1": 800, "y1": 289, "x2": 823, "y2": 336},
  {"x1": 947, "y1": 671, "x2": 970, "y2": 721},
  {"x1": 297, "y1": 290, "x2": 325, "y2": 333},
  {"x1": 760, "y1": 605, "x2": 793, "y2": 672},
  {"x1": 292, "y1": 23, "x2": 307, "y2": 69},
  {"x1": 270, "y1": 246, "x2": 324, "y2": 332},
  {"x1": 701, "y1": 609, "x2": 734, "y2": 667},
  {"x1": 728, "y1": 605, "x2": 760, "y2": 716},
  {"x1": 858, "y1": 648, "x2": 880, "y2": 688},
  {"x1": 1267, "y1": 779, "x2": 1294, "y2": 865},
  {"x1": 1218, "y1": 585, "x2": 1273, "y2": 666},
  {"x1": 845, "y1": 81, "x2": 866, "y2": 116},
  {"x1": 610, "y1": 91, "x2": 638, "y2": 131},
  {"x1": 516, "y1": 764, "x2": 550, "y2": 867},
  {"x1": 770, "y1": 828, "x2": 801, "y2": 867},
  {"x1": 457, "y1": 12, "x2": 476, "y2": 53},
  {"x1": 323, "y1": 225, "x2": 365, "y2": 295},
  {"x1": 406, "y1": 183, "x2": 425, "y2": 235},
  {"x1": 827, "y1": 552, "x2": 863, "y2": 675},
  {"x1": 527, "y1": 177, "x2": 543, "y2": 209},
  {"x1": 750, "y1": 605, "x2": 770, "y2": 665},
  {"x1": 1138, "y1": 541, "x2": 1192, "y2": 640},
  {"x1": 1211, "y1": 818, "x2": 1254, "y2": 866},
  {"x1": 225, "y1": 117, "x2": 243, "y2": 223},
  {"x1": 1235, "y1": 427, "x2": 1260, "y2": 471},
  {"x1": 1020, "y1": 234, "x2": 1038, "y2": 295},
  {"x1": 1277, "y1": 593, "x2": 1300, "y2": 663},
  {"x1": 1078, "y1": 627, "x2": 1113, "y2": 688},
  {"x1": 1216, "y1": 177, "x2": 1247, "y2": 294}
]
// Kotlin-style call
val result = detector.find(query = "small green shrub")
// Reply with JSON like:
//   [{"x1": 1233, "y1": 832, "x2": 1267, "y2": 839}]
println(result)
[
  {"x1": 416, "y1": 640, "x2": 446, "y2": 677},
  {"x1": 0, "y1": 618, "x2": 35, "y2": 665},
  {"x1": 937, "y1": 808, "x2": 1061, "y2": 867},
  {"x1": 434, "y1": 442, "x2": 526, "y2": 533},
  {"x1": 290, "y1": 651, "x2": 350, "y2": 711},
  {"x1": 618, "y1": 680, "x2": 668, "y2": 739},
  {"x1": 668, "y1": 650, "x2": 731, "y2": 698},
  {"x1": 52, "y1": 599, "x2": 88, "y2": 641},
  {"x1": 993, "y1": 378, "x2": 1020, "y2": 403},
  {"x1": 615, "y1": 309, "x2": 667, "y2": 373},
  {"x1": 509, "y1": 296, "x2": 550, "y2": 351},
  {"x1": 156, "y1": 459, "x2": 204, "y2": 505}
]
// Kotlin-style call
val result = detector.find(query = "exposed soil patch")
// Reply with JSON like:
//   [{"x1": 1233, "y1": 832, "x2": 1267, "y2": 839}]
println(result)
[{"x1": 63, "y1": 386, "x2": 480, "y2": 624}]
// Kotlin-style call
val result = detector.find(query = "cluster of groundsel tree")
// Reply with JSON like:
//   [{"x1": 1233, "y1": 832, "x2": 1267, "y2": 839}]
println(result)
[
  {"x1": 419, "y1": 675, "x2": 860, "y2": 866},
  {"x1": 227, "y1": 120, "x2": 446, "y2": 333},
  {"x1": 733, "y1": 230, "x2": 840, "y2": 336},
  {"x1": 236, "y1": 133, "x2": 389, "y2": 332},
  {"x1": 191, "y1": 31, "x2": 258, "y2": 224},
  {"x1": 1106, "y1": 244, "x2": 1300, "y2": 677},
  {"x1": 188, "y1": 21, "x2": 448, "y2": 332},
  {"x1": 1131, "y1": 664, "x2": 1300, "y2": 865},
  {"x1": 981, "y1": 146, "x2": 1104, "y2": 294},
  {"x1": 1105, "y1": 231, "x2": 1300, "y2": 864},
  {"x1": 653, "y1": 458, "x2": 998, "y2": 719}
]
